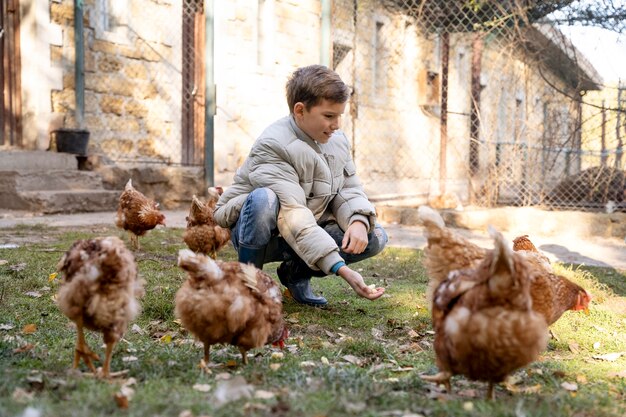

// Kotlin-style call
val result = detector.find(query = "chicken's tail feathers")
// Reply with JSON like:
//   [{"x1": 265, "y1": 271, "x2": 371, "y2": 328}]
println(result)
[
  {"x1": 418, "y1": 205, "x2": 445, "y2": 230},
  {"x1": 177, "y1": 249, "x2": 224, "y2": 280},
  {"x1": 488, "y1": 225, "x2": 515, "y2": 276}
]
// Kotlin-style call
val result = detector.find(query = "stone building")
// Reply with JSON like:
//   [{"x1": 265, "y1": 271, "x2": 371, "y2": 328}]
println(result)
[{"x1": 2, "y1": 0, "x2": 601, "y2": 208}]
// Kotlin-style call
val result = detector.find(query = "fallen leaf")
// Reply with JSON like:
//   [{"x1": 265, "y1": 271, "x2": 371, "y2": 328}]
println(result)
[
  {"x1": 22, "y1": 324, "x2": 37, "y2": 334},
  {"x1": 342, "y1": 355, "x2": 363, "y2": 366},
  {"x1": 225, "y1": 359, "x2": 239, "y2": 368},
  {"x1": 48, "y1": 273, "x2": 58, "y2": 283},
  {"x1": 561, "y1": 381, "x2": 578, "y2": 391},
  {"x1": 576, "y1": 374, "x2": 588, "y2": 384},
  {"x1": 131, "y1": 324, "x2": 144, "y2": 335},
  {"x1": 568, "y1": 341, "x2": 580, "y2": 354},
  {"x1": 592, "y1": 352, "x2": 625, "y2": 362},
  {"x1": 269, "y1": 363, "x2": 281, "y2": 371},
  {"x1": 25, "y1": 291, "x2": 42, "y2": 298},
  {"x1": 271, "y1": 352, "x2": 284, "y2": 360},
  {"x1": 159, "y1": 334, "x2": 172, "y2": 344},
  {"x1": 593, "y1": 341, "x2": 601, "y2": 350},
  {"x1": 371, "y1": 327, "x2": 384, "y2": 340},
  {"x1": 607, "y1": 370, "x2": 626, "y2": 378},
  {"x1": 254, "y1": 390, "x2": 275, "y2": 399},
  {"x1": 12, "y1": 387, "x2": 34, "y2": 402},
  {"x1": 320, "y1": 356, "x2": 329, "y2": 365},
  {"x1": 457, "y1": 389, "x2": 479, "y2": 398},
  {"x1": 193, "y1": 384, "x2": 212, "y2": 392},
  {"x1": 463, "y1": 401, "x2": 474, "y2": 411},
  {"x1": 0, "y1": 259, "x2": 8, "y2": 265},
  {"x1": 122, "y1": 356, "x2": 138, "y2": 362},
  {"x1": 300, "y1": 361, "x2": 316, "y2": 369},
  {"x1": 13, "y1": 343, "x2": 35, "y2": 353},
  {"x1": 213, "y1": 375, "x2": 253, "y2": 406},
  {"x1": 0, "y1": 324, "x2": 15, "y2": 331},
  {"x1": 407, "y1": 329, "x2": 419, "y2": 338},
  {"x1": 10, "y1": 262, "x2": 26, "y2": 271}
]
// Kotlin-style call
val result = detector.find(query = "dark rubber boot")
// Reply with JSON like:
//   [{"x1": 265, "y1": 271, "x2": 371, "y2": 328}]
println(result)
[
  {"x1": 277, "y1": 261, "x2": 327, "y2": 306},
  {"x1": 238, "y1": 246, "x2": 266, "y2": 269}
]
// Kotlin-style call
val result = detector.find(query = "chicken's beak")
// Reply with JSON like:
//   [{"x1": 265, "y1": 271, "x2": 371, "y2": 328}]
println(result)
[{"x1": 584, "y1": 307, "x2": 590, "y2": 315}]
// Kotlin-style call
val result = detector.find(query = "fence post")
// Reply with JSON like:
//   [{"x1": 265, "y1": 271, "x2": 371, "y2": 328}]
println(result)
[
  {"x1": 74, "y1": 0, "x2": 85, "y2": 128},
  {"x1": 439, "y1": 31, "x2": 449, "y2": 195},
  {"x1": 204, "y1": 0, "x2": 215, "y2": 188},
  {"x1": 320, "y1": 0, "x2": 331, "y2": 66}
]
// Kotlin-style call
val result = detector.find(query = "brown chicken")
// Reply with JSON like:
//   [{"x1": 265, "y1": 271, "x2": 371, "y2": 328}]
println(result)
[
  {"x1": 422, "y1": 226, "x2": 549, "y2": 399},
  {"x1": 56, "y1": 236, "x2": 144, "y2": 377},
  {"x1": 183, "y1": 187, "x2": 231, "y2": 258},
  {"x1": 175, "y1": 249, "x2": 288, "y2": 367},
  {"x1": 418, "y1": 205, "x2": 487, "y2": 305},
  {"x1": 512, "y1": 235, "x2": 552, "y2": 271},
  {"x1": 418, "y1": 206, "x2": 591, "y2": 326},
  {"x1": 116, "y1": 178, "x2": 166, "y2": 250}
]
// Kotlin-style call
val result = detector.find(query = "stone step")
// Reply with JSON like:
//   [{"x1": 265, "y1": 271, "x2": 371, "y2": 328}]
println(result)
[
  {"x1": 0, "y1": 150, "x2": 78, "y2": 171},
  {"x1": 15, "y1": 190, "x2": 120, "y2": 214},
  {"x1": 0, "y1": 170, "x2": 106, "y2": 192}
]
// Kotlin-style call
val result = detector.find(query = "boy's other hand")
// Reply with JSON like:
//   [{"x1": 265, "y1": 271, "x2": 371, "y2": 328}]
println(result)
[
  {"x1": 342, "y1": 221, "x2": 368, "y2": 254},
  {"x1": 338, "y1": 266, "x2": 385, "y2": 300}
]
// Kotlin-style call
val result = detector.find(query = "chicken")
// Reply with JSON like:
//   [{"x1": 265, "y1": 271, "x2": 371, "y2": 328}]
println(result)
[
  {"x1": 512, "y1": 235, "x2": 552, "y2": 272},
  {"x1": 175, "y1": 249, "x2": 288, "y2": 367},
  {"x1": 422, "y1": 226, "x2": 549, "y2": 399},
  {"x1": 418, "y1": 206, "x2": 591, "y2": 326},
  {"x1": 116, "y1": 178, "x2": 166, "y2": 250},
  {"x1": 56, "y1": 236, "x2": 144, "y2": 377},
  {"x1": 183, "y1": 187, "x2": 231, "y2": 258},
  {"x1": 418, "y1": 205, "x2": 487, "y2": 305}
]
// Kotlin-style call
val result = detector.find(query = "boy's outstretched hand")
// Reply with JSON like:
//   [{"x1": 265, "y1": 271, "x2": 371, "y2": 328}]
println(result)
[{"x1": 337, "y1": 266, "x2": 385, "y2": 300}]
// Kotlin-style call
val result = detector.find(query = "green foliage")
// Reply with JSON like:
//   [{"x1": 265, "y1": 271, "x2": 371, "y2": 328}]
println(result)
[{"x1": 0, "y1": 225, "x2": 625, "y2": 417}]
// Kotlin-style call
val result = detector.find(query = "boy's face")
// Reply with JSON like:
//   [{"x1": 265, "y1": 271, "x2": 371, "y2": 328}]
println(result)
[{"x1": 293, "y1": 99, "x2": 346, "y2": 144}]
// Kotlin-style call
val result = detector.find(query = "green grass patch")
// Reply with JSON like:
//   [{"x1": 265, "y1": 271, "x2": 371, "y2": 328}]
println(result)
[{"x1": 0, "y1": 225, "x2": 625, "y2": 417}]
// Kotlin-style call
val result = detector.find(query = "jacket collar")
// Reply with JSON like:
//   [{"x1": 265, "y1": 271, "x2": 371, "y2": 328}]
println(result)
[{"x1": 289, "y1": 115, "x2": 322, "y2": 153}]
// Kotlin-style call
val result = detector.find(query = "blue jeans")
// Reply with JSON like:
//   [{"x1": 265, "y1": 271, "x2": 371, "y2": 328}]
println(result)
[{"x1": 231, "y1": 188, "x2": 388, "y2": 278}]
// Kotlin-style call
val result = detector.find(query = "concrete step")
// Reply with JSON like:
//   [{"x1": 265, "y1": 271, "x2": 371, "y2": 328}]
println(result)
[
  {"x1": 0, "y1": 150, "x2": 78, "y2": 171},
  {"x1": 0, "y1": 170, "x2": 106, "y2": 192},
  {"x1": 16, "y1": 190, "x2": 120, "y2": 214}
]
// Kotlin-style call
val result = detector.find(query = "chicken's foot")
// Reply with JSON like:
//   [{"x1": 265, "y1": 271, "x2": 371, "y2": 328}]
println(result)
[
  {"x1": 74, "y1": 325, "x2": 99, "y2": 373},
  {"x1": 421, "y1": 371, "x2": 452, "y2": 393}
]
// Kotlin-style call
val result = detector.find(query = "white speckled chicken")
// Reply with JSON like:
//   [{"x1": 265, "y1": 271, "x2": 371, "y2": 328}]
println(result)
[
  {"x1": 56, "y1": 236, "x2": 144, "y2": 377},
  {"x1": 116, "y1": 178, "x2": 166, "y2": 250},
  {"x1": 422, "y1": 227, "x2": 549, "y2": 399},
  {"x1": 183, "y1": 187, "x2": 231, "y2": 258},
  {"x1": 175, "y1": 249, "x2": 288, "y2": 367}
]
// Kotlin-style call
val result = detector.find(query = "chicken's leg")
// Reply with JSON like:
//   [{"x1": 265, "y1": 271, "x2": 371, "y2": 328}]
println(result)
[
  {"x1": 486, "y1": 382, "x2": 496, "y2": 400},
  {"x1": 74, "y1": 324, "x2": 99, "y2": 373},
  {"x1": 239, "y1": 347, "x2": 249, "y2": 365},
  {"x1": 101, "y1": 340, "x2": 115, "y2": 378},
  {"x1": 198, "y1": 343, "x2": 211, "y2": 371}
]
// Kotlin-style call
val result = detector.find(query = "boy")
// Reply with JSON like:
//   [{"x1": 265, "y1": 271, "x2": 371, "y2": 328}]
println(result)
[{"x1": 214, "y1": 65, "x2": 387, "y2": 306}]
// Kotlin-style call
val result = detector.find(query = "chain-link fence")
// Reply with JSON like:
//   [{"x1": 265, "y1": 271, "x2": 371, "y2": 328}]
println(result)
[
  {"x1": 49, "y1": 0, "x2": 626, "y2": 211},
  {"x1": 330, "y1": 0, "x2": 626, "y2": 211},
  {"x1": 52, "y1": 0, "x2": 205, "y2": 166}
]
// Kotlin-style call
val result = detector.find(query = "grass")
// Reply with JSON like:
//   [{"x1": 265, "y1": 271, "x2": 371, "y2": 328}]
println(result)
[{"x1": 0, "y1": 225, "x2": 625, "y2": 417}]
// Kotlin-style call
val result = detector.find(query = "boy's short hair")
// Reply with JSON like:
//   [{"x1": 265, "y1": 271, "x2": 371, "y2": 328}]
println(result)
[{"x1": 286, "y1": 65, "x2": 350, "y2": 113}]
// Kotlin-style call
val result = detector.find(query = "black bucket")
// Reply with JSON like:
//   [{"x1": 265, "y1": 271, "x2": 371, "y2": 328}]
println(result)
[{"x1": 52, "y1": 128, "x2": 90, "y2": 156}]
